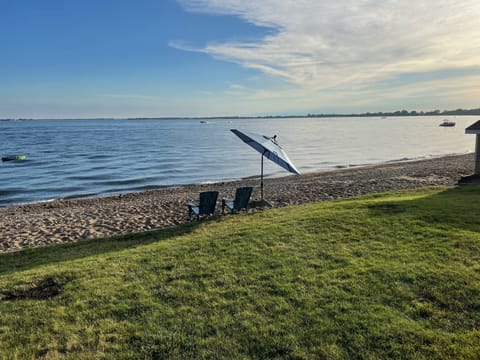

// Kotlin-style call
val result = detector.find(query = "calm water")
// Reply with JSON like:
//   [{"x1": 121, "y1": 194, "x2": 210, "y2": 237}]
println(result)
[{"x1": 0, "y1": 116, "x2": 476, "y2": 207}]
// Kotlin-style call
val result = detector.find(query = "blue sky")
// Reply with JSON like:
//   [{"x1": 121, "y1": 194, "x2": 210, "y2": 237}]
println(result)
[{"x1": 1, "y1": 0, "x2": 479, "y2": 118}]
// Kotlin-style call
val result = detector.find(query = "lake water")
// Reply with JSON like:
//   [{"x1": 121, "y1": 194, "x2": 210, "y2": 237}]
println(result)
[{"x1": 0, "y1": 116, "x2": 476, "y2": 207}]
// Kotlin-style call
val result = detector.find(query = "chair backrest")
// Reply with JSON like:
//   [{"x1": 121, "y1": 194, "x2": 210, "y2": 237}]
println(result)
[
  {"x1": 199, "y1": 191, "x2": 219, "y2": 215},
  {"x1": 233, "y1": 187, "x2": 253, "y2": 211}
]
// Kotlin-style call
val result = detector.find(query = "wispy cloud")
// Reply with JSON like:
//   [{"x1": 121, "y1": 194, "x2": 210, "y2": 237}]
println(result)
[
  {"x1": 175, "y1": 0, "x2": 480, "y2": 111},
  {"x1": 98, "y1": 93, "x2": 160, "y2": 100}
]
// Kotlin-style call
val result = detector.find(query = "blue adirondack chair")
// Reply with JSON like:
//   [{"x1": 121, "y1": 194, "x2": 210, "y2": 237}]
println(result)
[
  {"x1": 222, "y1": 187, "x2": 253, "y2": 214},
  {"x1": 187, "y1": 191, "x2": 219, "y2": 220}
]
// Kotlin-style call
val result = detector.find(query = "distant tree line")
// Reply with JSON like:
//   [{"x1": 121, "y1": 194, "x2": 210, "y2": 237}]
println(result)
[
  {"x1": 306, "y1": 108, "x2": 480, "y2": 118},
  {"x1": 3, "y1": 107, "x2": 480, "y2": 121}
]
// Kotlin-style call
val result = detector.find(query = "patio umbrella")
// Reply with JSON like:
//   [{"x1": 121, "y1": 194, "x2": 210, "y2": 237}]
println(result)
[{"x1": 231, "y1": 129, "x2": 300, "y2": 200}]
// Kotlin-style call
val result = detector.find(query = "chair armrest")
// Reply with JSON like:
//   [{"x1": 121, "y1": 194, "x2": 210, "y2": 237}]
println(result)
[
  {"x1": 187, "y1": 203, "x2": 200, "y2": 219},
  {"x1": 222, "y1": 199, "x2": 234, "y2": 214},
  {"x1": 187, "y1": 203, "x2": 199, "y2": 213},
  {"x1": 222, "y1": 198, "x2": 233, "y2": 205}
]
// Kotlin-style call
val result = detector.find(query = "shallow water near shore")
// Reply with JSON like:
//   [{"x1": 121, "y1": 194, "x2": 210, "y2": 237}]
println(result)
[{"x1": 0, "y1": 116, "x2": 476, "y2": 206}]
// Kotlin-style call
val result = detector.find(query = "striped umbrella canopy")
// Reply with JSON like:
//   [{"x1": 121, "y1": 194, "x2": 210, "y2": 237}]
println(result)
[{"x1": 231, "y1": 129, "x2": 300, "y2": 200}]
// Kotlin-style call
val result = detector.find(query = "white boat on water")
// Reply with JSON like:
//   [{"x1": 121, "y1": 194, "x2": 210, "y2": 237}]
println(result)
[{"x1": 439, "y1": 119, "x2": 456, "y2": 127}]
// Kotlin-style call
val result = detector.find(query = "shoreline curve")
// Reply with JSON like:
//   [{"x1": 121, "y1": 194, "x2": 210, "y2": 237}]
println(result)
[{"x1": 0, "y1": 153, "x2": 475, "y2": 253}]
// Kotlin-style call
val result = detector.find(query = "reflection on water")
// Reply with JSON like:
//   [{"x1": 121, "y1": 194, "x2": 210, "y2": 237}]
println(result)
[{"x1": 0, "y1": 116, "x2": 475, "y2": 206}]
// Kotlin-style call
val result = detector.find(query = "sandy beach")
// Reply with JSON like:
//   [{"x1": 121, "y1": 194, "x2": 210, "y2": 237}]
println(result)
[{"x1": 0, "y1": 153, "x2": 475, "y2": 253}]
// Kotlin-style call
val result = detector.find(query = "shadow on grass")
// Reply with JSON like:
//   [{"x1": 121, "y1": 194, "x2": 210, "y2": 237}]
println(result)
[
  {"x1": 0, "y1": 220, "x2": 207, "y2": 276},
  {"x1": 368, "y1": 186, "x2": 480, "y2": 233},
  {"x1": 3, "y1": 186, "x2": 478, "y2": 276}
]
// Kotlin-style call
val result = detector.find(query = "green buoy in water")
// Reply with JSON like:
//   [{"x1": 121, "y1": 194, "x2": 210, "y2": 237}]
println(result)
[{"x1": 2, "y1": 155, "x2": 26, "y2": 162}]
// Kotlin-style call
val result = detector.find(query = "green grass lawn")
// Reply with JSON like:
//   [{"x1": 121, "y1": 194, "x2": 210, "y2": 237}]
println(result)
[{"x1": 1, "y1": 186, "x2": 480, "y2": 359}]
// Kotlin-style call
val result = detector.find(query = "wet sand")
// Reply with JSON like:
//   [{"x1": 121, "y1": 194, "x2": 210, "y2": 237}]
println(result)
[{"x1": 0, "y1": 153, "x2": 475, "y2": 252}]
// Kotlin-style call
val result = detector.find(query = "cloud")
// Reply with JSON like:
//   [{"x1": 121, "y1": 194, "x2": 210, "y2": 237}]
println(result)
[
  {"x1": 98, "y1": 93, "x2": 159, "y2": 100},
  {"x1": 175, "y1": 0, "x2": 480, "y2": 110}
]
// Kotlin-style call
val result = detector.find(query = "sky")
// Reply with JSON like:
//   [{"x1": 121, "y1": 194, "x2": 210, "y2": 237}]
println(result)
[{"x1": 1, "y1": 0, "x2": 480, "y2": 118}]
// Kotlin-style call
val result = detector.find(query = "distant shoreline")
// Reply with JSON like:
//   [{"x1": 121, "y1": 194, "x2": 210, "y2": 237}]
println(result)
[{"x1": 2, "y1": 108, "x2": 479, "y2": 121}]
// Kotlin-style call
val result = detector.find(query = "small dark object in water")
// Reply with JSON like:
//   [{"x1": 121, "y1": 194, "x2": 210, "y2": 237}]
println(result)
[
  {"x1": 439, "y1": 119, "x2": 455, "y2": 127},
  {"x1": 2, "y1": 155, "x2": 26, "y2": 162}
]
